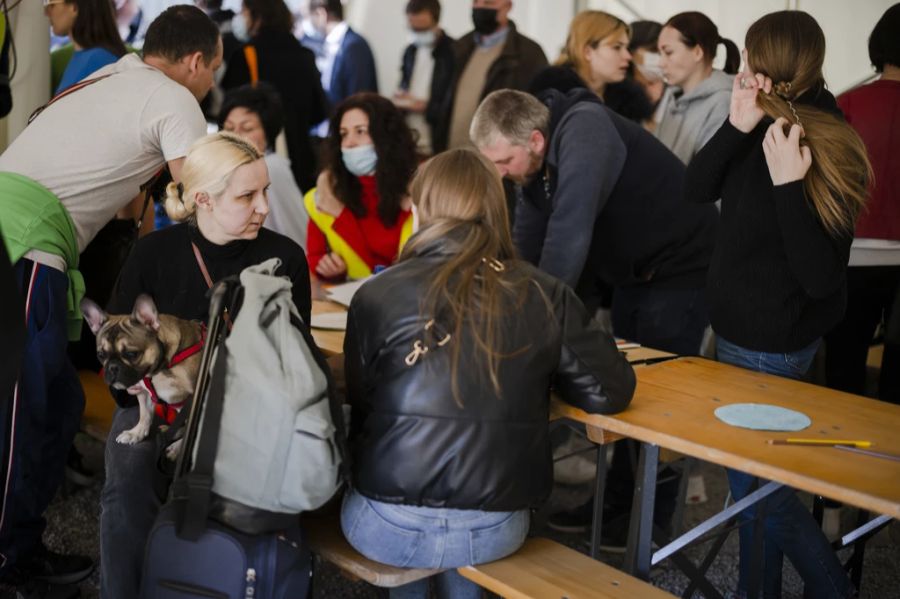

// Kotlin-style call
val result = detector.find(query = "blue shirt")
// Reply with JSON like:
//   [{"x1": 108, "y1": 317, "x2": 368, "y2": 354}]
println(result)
[{"x1": 55, "y1": 47, "x2": 119, "y2": 94}]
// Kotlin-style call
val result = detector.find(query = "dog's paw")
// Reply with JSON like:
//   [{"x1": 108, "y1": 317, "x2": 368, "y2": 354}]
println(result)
[
  {"x1": 165, "y1": 439, "x2": 184, "y2": 461},
  {"x1": 116, "y1": 426, "x2": 149, "y2": 445}
]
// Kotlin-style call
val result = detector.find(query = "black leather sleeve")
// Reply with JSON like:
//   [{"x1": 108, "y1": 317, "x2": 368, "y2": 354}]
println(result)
[{"x1": 553, "y1": 283, "x2": 635, "y2": 414}]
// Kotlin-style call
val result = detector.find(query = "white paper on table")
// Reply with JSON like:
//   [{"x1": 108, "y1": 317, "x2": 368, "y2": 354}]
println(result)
[
  {"x1": 324, "y1": 278, "x2": 367, "y2": 307},
  {"x1": 310, "y1": 311, "x2": 348, "y2": 331}
]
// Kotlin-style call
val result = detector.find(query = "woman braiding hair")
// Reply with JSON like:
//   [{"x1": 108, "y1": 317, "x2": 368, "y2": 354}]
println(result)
[
  {"x1": 739, "y1": 10, "x2": 871, "y2": 236},
  {"x1": 685, "y1": 10, "x2": 869, "y2": 599}
]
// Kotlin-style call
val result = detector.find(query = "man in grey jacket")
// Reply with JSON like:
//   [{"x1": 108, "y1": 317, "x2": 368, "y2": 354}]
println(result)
[{"x1": 473, "y1": 88, "x2": 716, "y2": 355}]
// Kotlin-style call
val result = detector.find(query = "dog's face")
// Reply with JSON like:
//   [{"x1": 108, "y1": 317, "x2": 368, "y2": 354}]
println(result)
[{"x1": 81, "y1": 295, "x2": 166, "y2": 389}]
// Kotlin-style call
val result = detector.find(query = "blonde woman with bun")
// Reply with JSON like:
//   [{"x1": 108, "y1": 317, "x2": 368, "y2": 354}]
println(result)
[{"x1": 99, "y1": 131, "x2": 311, "y2": 598}]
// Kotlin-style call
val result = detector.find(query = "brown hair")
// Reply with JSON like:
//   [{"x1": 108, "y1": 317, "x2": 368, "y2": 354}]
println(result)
[
  {"x1": 323, "y1": 93, "x2": 418, "y2": 227},
  {"x1": 746, "y1": 11, "x2": 871, "y2": 237},
  {"x1": 664, "y1": 11, "x2": 739, "y2": 74},
  {"x1": 556, "y1": 11, "x2": 630, "y2": 85},
  {"x1": 402, "y1": 149, "x2": 530, "y2": 405},
  {"x1": 68, "y1": 0, "x2": 128, "y2": 57}
]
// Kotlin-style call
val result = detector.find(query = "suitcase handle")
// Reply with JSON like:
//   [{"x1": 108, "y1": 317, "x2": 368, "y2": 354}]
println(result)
[{"x1": 171, "y1": 278, "x2": 239, "y2": 541}]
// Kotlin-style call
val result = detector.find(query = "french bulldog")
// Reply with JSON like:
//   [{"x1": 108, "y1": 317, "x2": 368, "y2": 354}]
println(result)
[{"x1": 81, "y1": 295, "x2": 203, "y2": 459}]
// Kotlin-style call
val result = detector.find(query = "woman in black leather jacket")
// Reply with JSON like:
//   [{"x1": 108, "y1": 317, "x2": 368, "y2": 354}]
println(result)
[{"x1": 340, "y1": 148, "x2": 636, "y2": 598}]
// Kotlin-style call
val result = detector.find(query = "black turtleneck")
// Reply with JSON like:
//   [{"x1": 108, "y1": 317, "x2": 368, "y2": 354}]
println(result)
[
  {"x1": 684, "y1": 85, "x2": 851, "y2": 352},
  {"x1": 109, "y1": 223, "x2": 311, "y2": 326}
]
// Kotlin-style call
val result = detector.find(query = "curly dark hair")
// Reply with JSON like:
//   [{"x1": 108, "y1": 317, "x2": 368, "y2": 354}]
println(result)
[{"x1": 323, "y1": 93, "x2": 418, "y2": 227}]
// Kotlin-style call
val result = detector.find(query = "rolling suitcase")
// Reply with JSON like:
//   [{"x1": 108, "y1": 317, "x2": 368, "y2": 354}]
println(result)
[{"x1": 140, "y1": 277, "x2": 313, "y2": 599}]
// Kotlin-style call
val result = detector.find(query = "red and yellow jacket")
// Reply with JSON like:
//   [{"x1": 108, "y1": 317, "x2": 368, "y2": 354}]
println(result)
[{"x1": 305, "y1": 176, "x2": 413, "y2": 281}]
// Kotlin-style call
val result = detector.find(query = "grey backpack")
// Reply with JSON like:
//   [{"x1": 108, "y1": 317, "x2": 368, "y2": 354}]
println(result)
[{"x1": 200, "y1": 258, "x2": 343, "y2": 514}]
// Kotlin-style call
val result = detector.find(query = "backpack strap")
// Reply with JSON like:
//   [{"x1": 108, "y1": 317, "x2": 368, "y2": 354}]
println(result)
[
  {"x1": 171, "y1": 278, "x2": 240, "y2": 540},
  {"x1": 244, "y1": 45, "x2": 259, "y2": 86},
  {"x1": 28, "y1": 73, "x2": 112, "y2": 125}
]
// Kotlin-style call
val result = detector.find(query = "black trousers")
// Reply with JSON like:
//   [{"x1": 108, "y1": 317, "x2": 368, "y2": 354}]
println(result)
[{"x1": 825, "y1": 264, "x2": 900, "y2": 404}]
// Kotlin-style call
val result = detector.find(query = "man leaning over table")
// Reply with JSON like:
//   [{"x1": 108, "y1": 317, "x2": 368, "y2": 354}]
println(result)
[
  {"x1": 0, "y1": 6, "x2": 219, "y2": 594},
  {"x1": 472, "y1": 87, "x2": 719, "y2": 545}
]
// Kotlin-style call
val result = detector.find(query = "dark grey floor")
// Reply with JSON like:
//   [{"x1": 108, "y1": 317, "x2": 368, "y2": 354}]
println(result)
[{"x1": 23, "y1": 432, "x2": 900, "y2": 599}]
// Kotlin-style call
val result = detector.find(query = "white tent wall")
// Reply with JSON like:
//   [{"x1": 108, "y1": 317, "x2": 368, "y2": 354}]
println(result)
[
  {"x1": 0, "y1": 0, "x2": 50, "y2": 151},
  {"x1": 347, "y1": 0, "x2": 892, "y2": 98}
]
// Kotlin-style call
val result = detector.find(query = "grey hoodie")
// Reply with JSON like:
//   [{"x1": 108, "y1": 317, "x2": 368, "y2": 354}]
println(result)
[{"x1": 655, "y1": 69, "x2": 733, "y2": 164}]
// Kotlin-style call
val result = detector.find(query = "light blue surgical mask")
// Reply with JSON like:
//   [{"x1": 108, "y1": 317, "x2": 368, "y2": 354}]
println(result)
[
  {"x1": 342, "y1": 144, "x2": 378, "y2": 176},
  {"x1": 231, "y1": 13, "x2": 250, "y2": 42},
  {"x1": 409, "y1": 29, "x2": 437, "y2": 48}
]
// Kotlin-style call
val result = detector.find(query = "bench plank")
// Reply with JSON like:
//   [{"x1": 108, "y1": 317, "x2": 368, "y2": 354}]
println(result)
[
  {"x1": 303, "y1": 513, "x2": 441, "y2": 588},
  {"x1": 458, "y1": 538, "x2": 673, "y2": 598}
]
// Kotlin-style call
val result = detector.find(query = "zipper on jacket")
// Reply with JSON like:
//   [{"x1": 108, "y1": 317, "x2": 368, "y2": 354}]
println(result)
[{"x1": 244, "y1": 567, "x2": 256, "y2": 599}]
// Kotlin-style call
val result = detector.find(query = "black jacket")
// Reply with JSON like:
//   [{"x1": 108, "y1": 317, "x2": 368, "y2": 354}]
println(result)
[
  {"x1": 222, "y1": 29, "x2": 329, "y2": 192},
  {"x1": 399, "y1": 31, "x2": 455, "y2": 153},
  {"x1": 432, "y1": 21, "x2": 548, "y2": 152},
  {"x1": 684, "y1": 84, "x2": 852, "y2": 352},
  {"x1": 516, "y1": 89, "x2": 717, "y2": 292},
  {"x1": 343, "y1": 234, "x2": 635, "y2": 511}
]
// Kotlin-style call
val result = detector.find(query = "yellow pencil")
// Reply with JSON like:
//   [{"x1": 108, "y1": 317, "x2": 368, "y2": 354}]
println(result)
[{"x1": 767, "y1": 439, "x2": 872, "y2": 448}]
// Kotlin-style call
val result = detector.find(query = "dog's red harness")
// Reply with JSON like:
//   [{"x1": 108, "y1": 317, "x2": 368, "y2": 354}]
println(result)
[{"x1": 142, "y1": 326, "x2": 206, "y2": 424}]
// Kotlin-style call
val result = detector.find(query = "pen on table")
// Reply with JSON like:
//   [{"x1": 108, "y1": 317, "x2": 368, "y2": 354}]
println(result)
[{"x1": 767, "y1": 439, "x2": 872, "y2": 448}]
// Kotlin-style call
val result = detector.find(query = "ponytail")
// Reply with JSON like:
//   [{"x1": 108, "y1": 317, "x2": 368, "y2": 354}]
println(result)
[
  {"x1": 719, "y1": 36, "x2": 740, "y2": 74},
  {"x1": 747, "y1": 11, "x2": 872, "y2": 237}
]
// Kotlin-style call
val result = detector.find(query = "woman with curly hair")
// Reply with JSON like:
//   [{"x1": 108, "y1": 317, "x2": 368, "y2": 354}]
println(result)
[{"x1": 305, "y1": 92, "x2": 418, "y2": 281}]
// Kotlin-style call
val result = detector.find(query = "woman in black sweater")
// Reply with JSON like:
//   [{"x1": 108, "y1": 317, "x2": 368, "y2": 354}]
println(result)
[
  {"x1": 685, "y1": 11, "x2": 869, "y2": 599},
  {"x1": 99, "y1": 132, "x2": 311, "y2": 598},
  {"x1": 221, "y1": 0, "x2": 329, "y2": 192}
]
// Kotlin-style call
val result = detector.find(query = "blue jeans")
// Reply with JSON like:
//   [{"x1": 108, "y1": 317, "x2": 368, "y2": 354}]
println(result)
[
  {"x1": 0, "y1": 261, "x2": 85, "y2": 573},
  {"x1": 341, "y1": 489, "x2": 529, "y2": 599},
  {"x1": 100, "y1": 406, "x2": 162, "y2": 598},
  {"x1": 716, "y1": 335, "x2": 854, "y2": 599}
]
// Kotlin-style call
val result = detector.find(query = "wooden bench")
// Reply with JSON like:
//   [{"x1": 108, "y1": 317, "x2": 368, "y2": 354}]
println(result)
[
  {"x1": 458, "y1": 537, "x2": 674, "y2": 598},
  {"x1": 303, "y1": 511, "x2": 441, "y2": 588}
]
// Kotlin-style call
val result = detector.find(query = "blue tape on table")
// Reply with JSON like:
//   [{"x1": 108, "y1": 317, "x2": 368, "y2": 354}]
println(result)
[{"x1": 714, "y1": 403, "x2": 811, "y2": 432}]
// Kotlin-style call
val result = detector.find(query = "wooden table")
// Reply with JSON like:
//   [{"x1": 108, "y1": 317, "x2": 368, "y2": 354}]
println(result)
[
  {"x1": 559, "y1": 357, "x2": 900, "y2": 594},
  {"x1": 311, "y1": 299, "x2": 349, "y2": 356}
]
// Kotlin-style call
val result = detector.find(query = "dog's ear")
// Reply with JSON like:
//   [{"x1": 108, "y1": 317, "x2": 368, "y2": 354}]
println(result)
[
  {"x1": 80, "y1": 298, "x2": 108, "y2": 335},
  {"x1": 132, "y1": 294, "x2": 161, "y2": 331}
]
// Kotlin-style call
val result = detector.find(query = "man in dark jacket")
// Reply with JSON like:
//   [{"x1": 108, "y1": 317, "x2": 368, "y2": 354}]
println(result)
[
  {"x1": 474, "y1": 88, "x2": 716, "y2": 355},
  {"x1": 395, "y1": 0, "x2": 454, "y2": 156},
  {"x1": 303, "y1": 0, "x2": 377, "y2": 139},
  {"x1": 473, "y1": 87, "x2": 717, "y2": 540},
  {"x1": 437, "y1": 0, "x2": 547, "y2": 152}
]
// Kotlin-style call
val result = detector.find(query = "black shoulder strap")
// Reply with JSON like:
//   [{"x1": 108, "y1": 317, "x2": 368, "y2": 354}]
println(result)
[{"x1": 170, "y1": 278, "x2": 239, "y2": 541}]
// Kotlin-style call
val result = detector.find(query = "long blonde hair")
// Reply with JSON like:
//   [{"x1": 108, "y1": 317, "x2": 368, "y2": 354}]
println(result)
[
  {"x1": 163, "y1": 131, "x2": 262, "y2": 222},
  {"x1": 401, "y1": 149, "x2": 528, "y2": 406},
  {"x1": 746, "y1": 11, "x2": 871, "y2": 237},
  {"x1": 556, "y1": 10, "x2": 630, "y2": 85}
]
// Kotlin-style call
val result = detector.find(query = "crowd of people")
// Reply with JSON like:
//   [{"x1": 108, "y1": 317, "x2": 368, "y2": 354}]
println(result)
[{"x1": 0, "y1": 0, "x2": 897, "y2": 597}]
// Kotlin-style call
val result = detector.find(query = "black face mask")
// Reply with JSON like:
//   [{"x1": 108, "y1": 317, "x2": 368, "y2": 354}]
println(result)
[{"x1": 472, "y1": 7, "x2": 499, "y2": 35}]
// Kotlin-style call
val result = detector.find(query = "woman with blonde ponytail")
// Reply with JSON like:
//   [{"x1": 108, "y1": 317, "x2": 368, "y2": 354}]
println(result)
[
  {"x1": 685, "y1": 10, "x2": 866, "y2": 599},
  {"x1": 340, "y1": 148, "x2": 635, "y2": 599},
  {"x1": 100, "y1": 131, "x2": 312, "y2": 597}
]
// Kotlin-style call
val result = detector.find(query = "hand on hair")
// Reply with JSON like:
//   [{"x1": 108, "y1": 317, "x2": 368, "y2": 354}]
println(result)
[
  {"x1": 729, "y1": 51, "x2": 772, "y2": 133},
  {"x1": 315, "y1": 170, "x2": 345, "y2": 217},
  {"x1": 316, "y1": 252, "x2": 348, "y2": 279},
  {"x1": 762, "y1": 117, "x2": 812, "y2": 186}
]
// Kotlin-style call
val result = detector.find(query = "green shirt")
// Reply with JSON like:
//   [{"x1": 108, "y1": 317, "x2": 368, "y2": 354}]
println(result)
[{"x1": 0, "y1": 172, "x2": 84, "y2": 340}]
